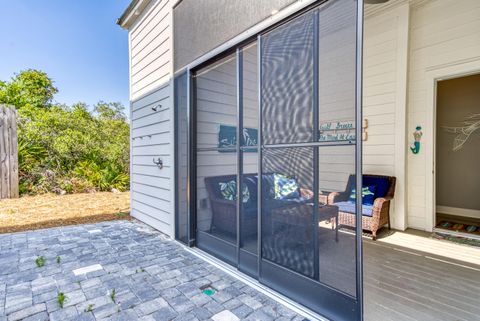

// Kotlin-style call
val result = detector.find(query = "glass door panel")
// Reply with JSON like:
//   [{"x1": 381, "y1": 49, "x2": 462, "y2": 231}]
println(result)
[
  {"x1": 195, "y1": 53, "x2": 238, "y2": 265},
  {"x1": 317, "y1": 0, "x2": 359, "y2": 298},
  {"x1": 318, "y1": 145, "x2": 357, "y2": 296},
  {"x1": 259, "y1": 1, "x2": 361, "y2": 320},
  {"x1": 239, "y1": 42, "x2": 259, "y2": 277}
]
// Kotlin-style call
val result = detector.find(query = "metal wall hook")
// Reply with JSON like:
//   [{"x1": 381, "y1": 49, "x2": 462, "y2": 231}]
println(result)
[
  {"x1": 152, "y1": 104, "x2": 162, "y2": 112},
  {"x1": 153, "y1": 157, "x2": 163, "y2": 169}
]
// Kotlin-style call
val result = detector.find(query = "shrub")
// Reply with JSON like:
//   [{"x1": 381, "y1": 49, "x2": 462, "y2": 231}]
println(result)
[
  {"x1": 15, "y1": 103, "x2": 129, "y2": 194},
  {"x1": 74, "y1": 160, "x2": 129, "y2": 192},
  {"x1": 2, "y1": 70, "x2": 130, "y2": 195}
]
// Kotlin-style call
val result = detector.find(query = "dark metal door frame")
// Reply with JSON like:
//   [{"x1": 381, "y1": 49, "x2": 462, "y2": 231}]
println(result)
[
  {"x1": 256, "y1": 2, "x2": 362, "y2": 319},
  {"x1": 177, "y1": 1, "x2": 365, "y2": 319}
]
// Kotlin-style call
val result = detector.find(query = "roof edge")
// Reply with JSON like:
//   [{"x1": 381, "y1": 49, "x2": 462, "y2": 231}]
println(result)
[{"x1": 116, "y1": 0, "x2": 152, "y2": 29}]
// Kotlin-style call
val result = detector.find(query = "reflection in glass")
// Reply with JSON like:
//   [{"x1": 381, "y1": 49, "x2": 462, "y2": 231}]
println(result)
[
  {"x1": 195, "y1": 54, "x2": 238, "y2": 244},
  {"x1": 240, "y1": 42, "x2": 259, "y2": 254},
  {"x1": 197, "y1": 151, "x2": 237, "y2": 242},
  {"x1": 260, "y1": 0, "x2": 358, "y2": 299},
  {"x1": 190, "y1": 0, "x2": 361, "y2": 315},
  {"x1": 317, "y1": 0, "x2": 357, "y2": 297},
  {"x1": 261, "y1": 147, "x2": 315, "y2": 277}
]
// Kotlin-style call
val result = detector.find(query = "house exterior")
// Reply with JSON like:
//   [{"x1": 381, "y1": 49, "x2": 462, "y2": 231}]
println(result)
[{"x1": 118, "y1": 0, "x2": 480, "y2": 319}]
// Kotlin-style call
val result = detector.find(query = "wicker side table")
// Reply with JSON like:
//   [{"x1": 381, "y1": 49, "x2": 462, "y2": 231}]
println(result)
[{"x1": 318, "y1": 192, "x2": 330, "y2": 205}]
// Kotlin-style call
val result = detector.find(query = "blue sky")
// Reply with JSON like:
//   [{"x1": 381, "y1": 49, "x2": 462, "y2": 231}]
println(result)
[{"x1": 0, "y1": 0, "x2": 131, "y2": 110}]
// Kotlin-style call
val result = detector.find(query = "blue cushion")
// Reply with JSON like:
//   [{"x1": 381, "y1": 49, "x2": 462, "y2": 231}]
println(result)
[
  {"x1": 363, "y1": 176, "x2": 389, "y2": 198},
  {"x1": 334, "y1": 201, "x2": 373, "y2": 217},
  {"x1": 349, "y1": 185, "x2": 376, "y2": 205}
]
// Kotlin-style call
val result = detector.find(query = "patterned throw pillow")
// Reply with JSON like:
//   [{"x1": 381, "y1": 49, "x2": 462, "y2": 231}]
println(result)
[
  {"x1": 241, "y1": 185, "x2": 250, "y2": 203},
  {"x1": 274, "y1": 174, "x2": 300, "y2": 200},
  {"x1": 218, "y1": 180, "x2": 250, "y2": 203},
  {"x1": 349, "y1": 185, "x2": 376, "y2": 205}
]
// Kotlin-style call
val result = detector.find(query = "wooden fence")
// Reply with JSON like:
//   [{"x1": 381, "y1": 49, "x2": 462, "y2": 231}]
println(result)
[{"x1": 0, "y1": 104, "x2": 19, "y2": 199}]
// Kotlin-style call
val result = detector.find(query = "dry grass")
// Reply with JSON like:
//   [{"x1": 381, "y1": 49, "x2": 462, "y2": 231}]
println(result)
[{"x1": 0, "y1": 192, "x2": 130, "y2": 233}]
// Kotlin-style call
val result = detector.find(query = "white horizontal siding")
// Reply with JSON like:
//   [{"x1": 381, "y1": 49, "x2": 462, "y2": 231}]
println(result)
[
  {"x1": 363, "y1": 8, "x2": 398, "y2": 175},
  {"x1": 128, "y1": 0, "x2": 174, "y2": 237},
  {"x1": 362, "y1": 1, "x2": 409, "y2": 230},
  {"x1": 130, "y1": 0, "x2": 172, "y2": 100},
  {"x1": 407, "y1": 0, "x2": 480, "y2": 231}
]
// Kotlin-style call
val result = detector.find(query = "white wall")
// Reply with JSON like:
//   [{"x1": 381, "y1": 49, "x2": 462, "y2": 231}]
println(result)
[
  {"x1": 362, "y1": 0, "x2": 480, "y2": 231},
  {"x1": 407, "y1": 0, "x2": 480, "y2": 230},
  {"x1": 363, "y1": 1, "x2": 409, "y2": 230},
  {"x1": 128, "y1": 0, "x2": 175, "y2": 237}
]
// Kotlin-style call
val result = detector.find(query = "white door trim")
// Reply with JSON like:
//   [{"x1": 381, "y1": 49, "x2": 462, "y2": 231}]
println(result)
[
  {"x1": 436, "y1": 206, "x2": 480, "y2": 220},
  {"x1": 424, "y1": 57, "x2": 480, "y2": 232}
]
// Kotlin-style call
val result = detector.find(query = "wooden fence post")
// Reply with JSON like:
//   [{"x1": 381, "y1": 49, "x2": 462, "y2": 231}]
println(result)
[{"x1": 0, "y1": 104, "x2": 19, "y2": 199}]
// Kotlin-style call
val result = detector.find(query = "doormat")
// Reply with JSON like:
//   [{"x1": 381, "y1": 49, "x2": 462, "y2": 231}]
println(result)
[
  {"x1": 432, "y1": 233, "x2": 480, "y2": 248},
  {"x1": 435, "y1": 220, "x2": 480, "y2": 236}
]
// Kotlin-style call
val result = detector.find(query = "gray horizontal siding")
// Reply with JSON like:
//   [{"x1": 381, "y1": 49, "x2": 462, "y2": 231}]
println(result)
[{"x1": 129, "y1": 0, "x2": 174, "y2": 237}]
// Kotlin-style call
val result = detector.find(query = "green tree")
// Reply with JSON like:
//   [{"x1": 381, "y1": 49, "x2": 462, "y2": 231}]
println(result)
[
  {"x1": 0, "y1": 69, "x2": 58, "y2": 109},
  {"x1": 94, "y1": 101, "x2": 127, "y2": 121},
  {"x1": 17, "y1": 102, "x2": 130, "y2": 194},
  {"x1": 1, "y1": 69, "x2": 130, "y2": 194}
]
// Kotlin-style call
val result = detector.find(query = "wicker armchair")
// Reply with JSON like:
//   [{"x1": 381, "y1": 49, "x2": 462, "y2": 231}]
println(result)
[{"x1": 328, "y1": 174, "x2": 396, "y2": 240}]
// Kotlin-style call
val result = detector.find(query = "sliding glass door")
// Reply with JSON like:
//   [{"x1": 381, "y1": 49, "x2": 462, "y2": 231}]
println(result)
[
  {"x1": 194, "y1": 53, "x2": 239, "y2": 265},
  {"x1": 238, "y1": 42, "x2": 260, "y2": 276},
  {"x1": 193, "y1": 44, "x2": 260, "y2": 275},
  {"x1": 186, "y1": 0, "x2": 363, "y2": 319},
  {"x1": 259, "y1": 1, "x2": 361, "y2": 320}
]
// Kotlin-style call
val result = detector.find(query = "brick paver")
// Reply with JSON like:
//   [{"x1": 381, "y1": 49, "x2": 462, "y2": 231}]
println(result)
[{"x1": 0, "y1": 220, "x2": 307, "y2": 321}]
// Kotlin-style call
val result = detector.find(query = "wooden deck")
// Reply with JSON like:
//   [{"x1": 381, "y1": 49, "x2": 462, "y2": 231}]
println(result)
[
  {"x1": 364, "y1": 230, "x2": 480, "y2": 321},
  {"x1": 200, "y1": 225, "x2": 480, "y2": 320}
]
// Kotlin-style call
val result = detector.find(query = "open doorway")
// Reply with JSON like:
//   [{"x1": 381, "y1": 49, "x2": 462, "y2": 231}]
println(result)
[{"x1": 435, "y1": 73, "x2": 480, "y2": 239}]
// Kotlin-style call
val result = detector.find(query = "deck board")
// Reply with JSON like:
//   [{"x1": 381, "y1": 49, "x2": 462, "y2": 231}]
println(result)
[{"x1": 364, "y1": 231, "x2": 480, "y2": 321}]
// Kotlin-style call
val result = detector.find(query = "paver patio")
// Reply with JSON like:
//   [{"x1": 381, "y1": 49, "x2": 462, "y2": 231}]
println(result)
[{"x1": 0, "y1": 220, "x2": 306, "y2": 321}]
